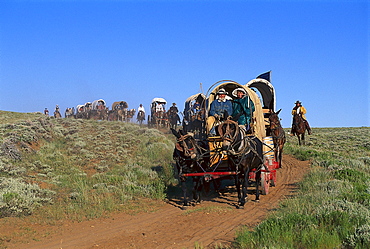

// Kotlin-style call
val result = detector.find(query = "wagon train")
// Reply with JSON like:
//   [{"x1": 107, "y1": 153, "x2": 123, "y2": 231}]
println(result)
[{"x1": 172, "y1": 77, "x2": 285, "y2": 209}]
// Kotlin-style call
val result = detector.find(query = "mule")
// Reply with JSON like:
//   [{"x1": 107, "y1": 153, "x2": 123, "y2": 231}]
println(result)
[
  {"x1": 171, "y1": 128, "x2": 209, "y2": 208},
  {"x1": 218, "y1": 119, "x2": 264, "y2": 208},
  {"x1": 269, "y1": 109, "x2": 286, "y2": 167},
  {"x1": 88, "y1": 109, "x2": 108, "y2": 121},
  {"x1": 126, "y1": 109, "x2": 136, "y2": 123},
  {"x1": 154, "y1": 111, "x2": 168, "y2": 128},
  {"x1": 108, "y1": 110, "x2": 118, "y2": 121},
  {"x1": 292, "y1": 114, "x2": 306, "y2": 145}
]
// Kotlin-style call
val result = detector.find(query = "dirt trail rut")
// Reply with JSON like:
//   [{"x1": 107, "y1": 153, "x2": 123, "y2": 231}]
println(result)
[{"x1": 7, "y1": 155, "x2": 309, "y2": 249}]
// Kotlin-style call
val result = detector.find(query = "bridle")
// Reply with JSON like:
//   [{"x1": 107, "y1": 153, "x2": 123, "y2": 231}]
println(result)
[
  {"x1": 218, "y1": 119, "x2": 240, "y2": 143},
  {"x1": 269, "y1": 114, "x2": 285, "y2": 139},
  {"x1": 175, "y1": 134, "x2": 197, "y2": 158}
]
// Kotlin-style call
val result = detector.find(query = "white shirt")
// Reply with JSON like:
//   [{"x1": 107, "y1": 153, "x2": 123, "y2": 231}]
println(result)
[
  {"x1": 156, "y1": 104, "x2": 164, "y2": 112},
  {"x1": 138, "y1": 106, "x2": 145, "y2": 113}
]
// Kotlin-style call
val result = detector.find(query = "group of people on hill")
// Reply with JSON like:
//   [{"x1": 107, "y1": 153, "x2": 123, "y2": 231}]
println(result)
[{"x1": 43, "y1": 92, "x2": 311, "y2": 134}]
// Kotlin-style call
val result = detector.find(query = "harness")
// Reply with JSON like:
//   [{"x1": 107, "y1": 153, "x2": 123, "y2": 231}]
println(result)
[
  {"x1": 270, "y1": 115, "x2": 286, "y2": 140},
  {"x1": 218, "y1": 119, "x2": 240, "y2": 143},
  {"x1": 175, "y1": 134, "x2": 196, "y2": 157}
]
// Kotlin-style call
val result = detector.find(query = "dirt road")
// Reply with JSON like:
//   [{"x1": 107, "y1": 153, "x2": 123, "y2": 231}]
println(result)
[{"x1": 5, "y1": 155, "x2": 309, "y2": 249}]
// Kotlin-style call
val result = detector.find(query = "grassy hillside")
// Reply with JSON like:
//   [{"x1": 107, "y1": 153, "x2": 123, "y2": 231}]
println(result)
[
  {"x1": 0, "y1": 111, "x2": 176, "y2": 221},
  {"x1": 1, "y1": 111, "x2": 369, "y2": 248},
  {"x1": 234, "y1": 127, "x2": 370, "y2": 249}
]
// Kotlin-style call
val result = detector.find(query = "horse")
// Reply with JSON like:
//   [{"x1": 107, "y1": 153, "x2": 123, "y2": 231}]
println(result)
[
  {"x1": 88, "y1": 109, "x2": 108, "y2": 121},
  {"x1": 168, "y1": 112, "x2": 180, "y2": 130},
  {"x1": 126, "y1": 109, "x2": 136, "y2": 122},
  {"x1": 268, "y1": 109, "x2": 286, "y2": 167},
  {"x1": 108, "y1": 110, "x2": 118, "y2": 121},
  {"x1": 218, "y1": 119, "x2": 264, "y2": 208},
  {"x1": 292, "y1": 114, "x2": 306, "y2": 145},
  {"x1": 137, "y1": 110, "x2": 145, "y2": 125},
  {"x1": 171, "y1": 128, "x2": 209, "y2": 208},
  {"x1": 54, "y1": 110, "x2": 62, "y2": 119}
]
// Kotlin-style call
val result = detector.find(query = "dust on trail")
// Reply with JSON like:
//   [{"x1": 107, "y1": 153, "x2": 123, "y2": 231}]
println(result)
[{"x1": 5, "y1": 155, "x2": 309, "y2": 249}]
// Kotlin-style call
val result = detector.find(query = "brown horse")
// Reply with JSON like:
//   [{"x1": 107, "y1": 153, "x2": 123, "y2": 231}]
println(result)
[
  {"x1": 167, "y1": 111, "x2": 180, "y2": 130},
  {"x1": 269, "y1": 109, "x2": 286, "y2": 168},
  {"x1": 137, "y1": 110, "x2": 145, "y2": 125},
  {"x1": 54, "y1": 110, "x2": 61, "y2": 118},
  {"x1": 292, "y1": 114, "x2": 306, "y2": 145}
]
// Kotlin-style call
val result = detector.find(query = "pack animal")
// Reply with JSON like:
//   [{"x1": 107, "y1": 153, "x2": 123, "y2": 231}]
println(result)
[
  {"x1": 269, "y1": 109, "x2": 286, "y2": 167},
  {"x1": 219, "y1": 119, "x2": 264, "y2": 208},
  {"x1": 171, "y1": 128, "x2": 209, "y2": 208}
]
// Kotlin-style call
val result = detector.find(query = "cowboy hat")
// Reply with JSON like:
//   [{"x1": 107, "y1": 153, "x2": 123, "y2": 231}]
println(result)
[
  {"x1": 295, "y1": 100, "x2": 301, "y2": 104},
  {"x1": 232, "y1": 87, "x2": 246, "y2": 97},
  {"x1": 216, "y1": 88, "x2": 228, "y2": 95}
]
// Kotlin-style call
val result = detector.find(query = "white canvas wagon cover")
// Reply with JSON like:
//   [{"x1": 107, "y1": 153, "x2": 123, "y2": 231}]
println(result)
[
  {"x1": 246, "y1": 78, "x2": 275, "y2": 111},
  {"x1": 92, "y1": 99, "x2": 106, "y2": 110},
  {"x1": 151, "y1": 97, "x2": 167, "y2": 104}
]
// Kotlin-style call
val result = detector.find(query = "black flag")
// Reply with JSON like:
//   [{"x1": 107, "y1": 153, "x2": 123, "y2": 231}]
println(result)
[{"x1": 256, "y1": 71, "x2": 271, "y2": 82}]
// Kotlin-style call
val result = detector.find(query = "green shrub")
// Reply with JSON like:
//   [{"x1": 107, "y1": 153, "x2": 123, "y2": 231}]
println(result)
[
  {"x1": 235, "y1": 127, "x2": 370, "y2": 248},
  {"x1": 0, "y1": 177, "x2": 55, "y2": 217}
]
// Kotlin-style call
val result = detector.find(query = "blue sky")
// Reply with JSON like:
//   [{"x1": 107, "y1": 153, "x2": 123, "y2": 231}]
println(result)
[{"x1": 1, "y1": 0, "x2": 368, "y2": 128}]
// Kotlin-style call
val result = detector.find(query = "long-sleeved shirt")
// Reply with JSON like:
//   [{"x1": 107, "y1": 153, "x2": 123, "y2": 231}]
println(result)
[
  {"x1": 209, "y1": 99, "x2": 233, "y2": 118},
  {"x1": 292, "y1": 106, "x2": 307, "y2": 120},
  {"x1": 232, "y1": 96, "x2": 255, "y2": 125}
]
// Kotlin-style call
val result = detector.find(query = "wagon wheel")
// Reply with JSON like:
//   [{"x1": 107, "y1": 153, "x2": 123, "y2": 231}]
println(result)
[
  {"x1": 147, "y1": 115, "x2": 151, "y2": 128},
  {"x1": 260, "y1": 166, "x2": 270, "y2": 195},
  {"x1": 270, "y1": 170, "x2": 276, "y2": 187}
]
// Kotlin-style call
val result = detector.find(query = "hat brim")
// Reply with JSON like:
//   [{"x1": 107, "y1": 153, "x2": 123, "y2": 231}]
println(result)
[{"x1": 232, "y1": 88, "x2": 246, "y2": 97}]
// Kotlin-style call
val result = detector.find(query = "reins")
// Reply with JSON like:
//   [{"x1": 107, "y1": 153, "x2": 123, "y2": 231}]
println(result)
[{"x1": 218, "y1": 119, "x2": 240, "y2": 143}]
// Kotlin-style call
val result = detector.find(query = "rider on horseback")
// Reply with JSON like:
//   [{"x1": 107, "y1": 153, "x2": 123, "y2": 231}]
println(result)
[
  {"x1": 291, "y1": 100, "x2": 312, "y2": 135},
  {"x1": 138, "y1": 104, "x2": 145, "y2": 114},
  {"x1": 169, "y1": 103, "x2": 179, "y2": 115},
  {"x1": 137, "y1": 104, "x2": 145, "y2": 120}
]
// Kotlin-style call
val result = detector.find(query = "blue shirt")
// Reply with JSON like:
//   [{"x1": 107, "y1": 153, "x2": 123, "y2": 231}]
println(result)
[{"x1": 209, "y1": 99, "x2": 233, "y2": 117}]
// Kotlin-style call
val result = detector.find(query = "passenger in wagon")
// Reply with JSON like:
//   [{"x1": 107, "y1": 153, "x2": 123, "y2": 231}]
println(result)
[
  {"x1": 231, "y1": 87, "x2": 255, "y2": 132},
  {"x1": 206, "y1": 88, "x2": 233, "y2": 135}
]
